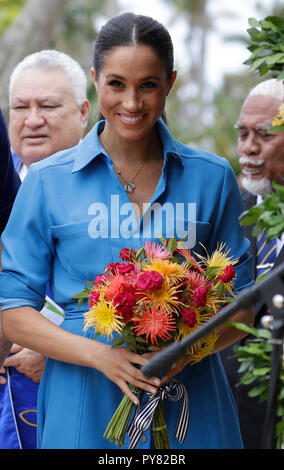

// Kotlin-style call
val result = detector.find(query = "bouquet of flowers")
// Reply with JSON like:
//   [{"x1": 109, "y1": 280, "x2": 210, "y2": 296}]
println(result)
[{"x1": 75, "y1": 237, "x2": 238, "y2": 449}]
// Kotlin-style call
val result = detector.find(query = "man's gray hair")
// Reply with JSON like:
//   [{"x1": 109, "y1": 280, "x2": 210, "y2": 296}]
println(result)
[
  {"x1": 9, "y1": 49, "x2": 88, "y2": 105},
  {"x1": 248, "y1": 78, "x2": 284, "y2": 101}
]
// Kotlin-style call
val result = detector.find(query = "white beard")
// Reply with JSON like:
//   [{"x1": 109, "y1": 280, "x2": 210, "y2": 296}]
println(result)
[{"x1": 241, "y1": 175, "x2": 272, "y2": 195}]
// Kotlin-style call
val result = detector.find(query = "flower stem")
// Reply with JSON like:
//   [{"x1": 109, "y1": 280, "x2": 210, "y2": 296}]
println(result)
[
  {"x1": 152, "y1": 400, "x2": 171, "y2": 449},
  {"x1": 103, "y1": 386, "x2": 141, "y2": 447}
]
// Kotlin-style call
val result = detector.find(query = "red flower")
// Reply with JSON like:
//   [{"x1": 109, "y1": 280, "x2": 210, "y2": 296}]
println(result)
[
  {"x1": 119, "y1": 248, "x2": 137, "y2": 261},
  {"x1": 89, "y1": 290, "x2": 100, "y2": 307},
  {"x1": 219, "y1": 264, "x2": 236, "y2": 283},
  {"x1": 113, "y1": 291, "x2": 136, "y2": 323},
  {"x1": 181, "y1": 308, "x2": 198, "y2": 328},
  {"x1": 117, "y1": 263, "x2": 135, "y2": 275},
  {"x1": 108, "y1": 262, "x2": 120, "y2": 274},
  {"x1": 137, "y1": 270, "x2": 163, "y2": 291},
  {"x1": 193, "y1": 286, "x2": 208, "y2": 307}
]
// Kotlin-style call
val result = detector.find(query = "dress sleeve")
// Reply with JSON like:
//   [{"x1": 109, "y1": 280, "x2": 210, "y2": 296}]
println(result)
[
  {"x1": 209, "y1": 160, "x2": 254, "y2": 292},
  {"x1": 0, "y1": 109, "x2": 21, "y2": 234},
  {"x1": 0, "y1": 165, "x2": 54, "y2": 311}
]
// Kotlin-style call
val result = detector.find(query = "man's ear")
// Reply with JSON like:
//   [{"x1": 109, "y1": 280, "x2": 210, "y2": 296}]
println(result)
[{"x1": 80, "y1": 99, "x2": 91, "y2": 128}]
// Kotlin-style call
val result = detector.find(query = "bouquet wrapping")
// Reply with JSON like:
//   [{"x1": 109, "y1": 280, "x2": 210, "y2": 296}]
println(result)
[{"x1": 75, "y1": 237, "x2": 238, "y2": 449}]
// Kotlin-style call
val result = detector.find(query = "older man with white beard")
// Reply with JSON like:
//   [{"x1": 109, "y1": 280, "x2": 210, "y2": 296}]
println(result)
[
  {"x1": 221, "y1": 78, "x2": 284, "y2": 449},
  {"x1": 238, "y1": 79, "x2": 284, "y2": 197}
]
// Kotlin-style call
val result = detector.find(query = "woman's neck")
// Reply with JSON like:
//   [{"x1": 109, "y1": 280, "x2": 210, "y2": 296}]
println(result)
[{"x1": 99, "y1": 124, "x2": 163, "y2": 167}]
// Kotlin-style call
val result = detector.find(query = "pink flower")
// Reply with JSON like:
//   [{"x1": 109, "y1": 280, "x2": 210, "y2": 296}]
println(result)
[
  {"x1": 181, "y1": 308, "x2": 198, "y2": 328},
  {"x1": 137, "y1": 270, "x2": 164, "y2": 291},
  {"x1": 144, "y1": 241, "x2": 171, "y2": 259},
  {"x1": 117, "y1": 263, "x2": 135, "y2": 274},
  {"x1": 88, "y1": 290, "x2": 100, "y2": 307},
  {"x1": 219, "y1": 264, "x2": 236, "y2": 283},
  {"x1": 119, "y1": 248, "x2": 137, "y2": 261},
  {"x1": 94, "y1": 274, "x2": 108, "y2": 285},
  {"x1": 193, "y1": 286, "x2": 208, "y2": 307}
]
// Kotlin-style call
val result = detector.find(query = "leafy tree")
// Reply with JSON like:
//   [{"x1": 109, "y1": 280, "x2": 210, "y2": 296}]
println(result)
[
  {"x1": 0, "y1": 0, "x2": 26, "y2": 35},
  {"x1": 0, "y1": 0, "x2": 118, "y2": 118}
]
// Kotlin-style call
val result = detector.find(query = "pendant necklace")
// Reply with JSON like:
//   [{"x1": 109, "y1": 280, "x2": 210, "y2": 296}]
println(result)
[
  {"x1": 100, "y1": 136, "x2": 146, "y2": 193},
  {"x1": 115, "y1": 162, "x2": 146, "y2": 193}
]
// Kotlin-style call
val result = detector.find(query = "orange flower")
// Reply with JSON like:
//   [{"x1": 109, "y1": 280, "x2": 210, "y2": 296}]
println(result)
[
  {"x1": 104, "y1": 274, "x2": 128, "y2": 301},
  {"x1": 176, "y1": 244, "x2": 205, "y2": 273},
  {"x1": 132, "y1": 304, "x2": 176, "y2": 345}
]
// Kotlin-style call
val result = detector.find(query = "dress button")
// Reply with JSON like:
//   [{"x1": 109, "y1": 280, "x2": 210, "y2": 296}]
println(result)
[{"x1": 140, "y1": 435, "x2": 147, "y2": 443}]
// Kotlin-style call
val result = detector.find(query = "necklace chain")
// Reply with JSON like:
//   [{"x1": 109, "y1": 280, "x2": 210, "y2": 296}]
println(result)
[
  {"x1": 114, "y1": 162, "x2": 146, "y2": 193},
  {"x1": 101, "y1": 136, "x2": 146, "y2": 193}
]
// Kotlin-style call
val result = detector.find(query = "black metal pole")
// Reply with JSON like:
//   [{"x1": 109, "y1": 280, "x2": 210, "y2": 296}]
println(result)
[
  {"x1": 141, "y1": 281, "x2": 259, "y2": 378},
  {"x1": 141, "y1": 264, "x2": 284, "y2": 449}
]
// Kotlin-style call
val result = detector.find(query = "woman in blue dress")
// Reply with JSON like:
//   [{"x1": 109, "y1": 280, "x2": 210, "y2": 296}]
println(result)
[{"x1": 0, "y1": 13, "x2": 254, "y2": 449}]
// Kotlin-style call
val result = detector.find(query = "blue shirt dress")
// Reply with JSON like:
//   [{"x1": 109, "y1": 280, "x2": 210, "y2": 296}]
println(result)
[{"x1": 0, "y1": 118, "x2": 253, "y2": 449}]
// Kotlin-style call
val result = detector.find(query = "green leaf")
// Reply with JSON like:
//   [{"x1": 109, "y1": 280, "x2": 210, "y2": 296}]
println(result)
[
  {"x1": 247, "y1": 28, "x2": 269, "y2": 43},
  {"x1": 266, "y1": 221, "x2": 284, "y2": 239},
  {"x1": 228, "y1": 321, "x2": 261, "y2": 337},
  {"x1": 239, "y1": 373, "x2": 257, "y2": 385},
  {"x1": 264, "y1": 195, "x2": 282, "y2": 210},
  {"x1": 260, "y1": 20, "x2": 280, "y2": 33},
  {"x1": 268, "y1": 124, "x2": 284, "y2": 133},
  {"x1": 259, "y1": 63, "x2": 269, "y2": 76},
  {"x1": 238, "y1": 360, "x2": 253, "y2": 373},
  {"x1": 266, "y1": 52, "x2": 284, "y2": 65},
  {"x1": 249, "y1": 56, "x2": 266, "y2": 72},
  {"x1": 252, "y1": 367, "x2": 271, "y2": 376},
  {"x1": 248, "y1": 383, "x2": 268, "y2": 397},
  {"x1": 272, "y1": 181, "x2": 284, "y2": 195},
  {"x1": 111, "y1": 337, "x2": 125, "y2": 348},
  {"x1": 265, "y1": 16, "x2": 284, "y2": 30},
  {"x1": 248, "y1": 17, "x2": 261, "y2": 28},
  {"x1": 135, "y1": 246, "x2": 145, "y2": 260},
  {"x1": 205, "y1": 266, "x2": 219, "y2": 279},
  {"x1": 276, "y1": 70, "x2": 284, "y2": 79},
  {"x1": 157, "y1": 235, "x2": 167, "y2": 247},
  {"x1": 256, "y1": 328, "x2": 272, "y2": 339},
  {"x1": 166, "y1": 236, "x2": 177, "y2": 253}
]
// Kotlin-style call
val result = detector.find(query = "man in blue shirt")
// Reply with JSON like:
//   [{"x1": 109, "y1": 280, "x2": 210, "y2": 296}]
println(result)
[{"x1": 0, "y1": 49, "x2": 90, "y2": 449}]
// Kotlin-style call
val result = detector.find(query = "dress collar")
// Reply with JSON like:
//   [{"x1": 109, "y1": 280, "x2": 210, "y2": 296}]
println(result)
[{"x1": 72, "y1": 117, "x2": 183, "y2": 173}]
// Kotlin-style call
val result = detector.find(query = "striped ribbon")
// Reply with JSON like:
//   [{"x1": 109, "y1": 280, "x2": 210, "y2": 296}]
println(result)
[{"x1": 128, "y1": 378, "x2": 189, "y2": 449}]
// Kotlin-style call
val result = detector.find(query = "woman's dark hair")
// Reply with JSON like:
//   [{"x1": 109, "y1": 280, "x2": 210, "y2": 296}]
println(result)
[{"x1": 94, "y1": 12, "x2": 174, "y2": 122}]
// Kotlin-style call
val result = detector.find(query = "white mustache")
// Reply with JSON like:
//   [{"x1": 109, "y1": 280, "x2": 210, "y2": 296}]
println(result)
[{"x1": 239, "y1": 156, "x2": 265, "y2": 166}]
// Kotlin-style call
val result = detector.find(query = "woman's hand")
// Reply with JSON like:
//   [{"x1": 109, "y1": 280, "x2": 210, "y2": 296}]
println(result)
[
  {"x1": 145, "y1": 346, "x2": 192, "y2": 387},
  {"x1": 159, "y1": 354, "x2": 192, "y2": 386},
  {"x1": 95, "y1": 345, "x2": 162, "y2": 404}
]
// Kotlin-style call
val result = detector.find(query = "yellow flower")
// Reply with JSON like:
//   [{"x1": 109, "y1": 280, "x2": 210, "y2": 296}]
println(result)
[
  {"x1": 143, "y1": 258, "x2": 187, "y2": 285},
  {"x1": 196, "y1": 242, "x2": 238, "y2": 277},
  {"x1": 176, "y1": 308, "x2": 211, "y2": 340},
  {"x1": 140, "y1": 283, "x2": 183, "y2": 314},
  {"x1": 272, "y1": 104, "x2": 284, "y2": 127},
  {"x1": 83, "y1": 297, "x2": 123, "y2": 341},
  {"x1": 188, "y1": 332, "x2": 219, "y2": 365},
  {"x1": 176, "y1": 323, "x2": 218, "y2": 364}
]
